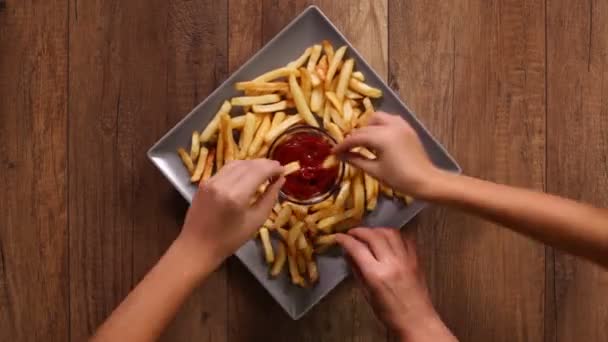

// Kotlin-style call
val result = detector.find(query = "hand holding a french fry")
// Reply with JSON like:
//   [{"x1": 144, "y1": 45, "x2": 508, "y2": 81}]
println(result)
[
  {"x1": 336, "y1": 228, "x2": 456, "y2": 342},
  {"x1": 334, "y1": 112, "x2": 440, "y2": 199},
  {"x1": 180, "y1": 159, "x2": 285, "y2": 266}
]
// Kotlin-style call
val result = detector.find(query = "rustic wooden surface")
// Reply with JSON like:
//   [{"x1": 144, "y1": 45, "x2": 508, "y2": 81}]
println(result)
[{"x1": 0, "y1": 0, "x2": 606, "y2": 341}]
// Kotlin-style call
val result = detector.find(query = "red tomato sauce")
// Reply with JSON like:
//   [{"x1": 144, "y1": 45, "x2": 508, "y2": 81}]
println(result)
[{"x1": 272, "y1": 132, "x2": 339, "y2": 200}]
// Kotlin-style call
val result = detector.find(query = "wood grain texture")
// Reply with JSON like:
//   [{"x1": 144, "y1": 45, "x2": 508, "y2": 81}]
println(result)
[
  {"x1": 0, "y1": 0, "x2": 69, "y2": 340},
  {"x1": 389, "y1": 0, "x2": 546, "y2": 341},
  {"x1": 547, "y1": 1, "x2": 608, "y2": 341}
]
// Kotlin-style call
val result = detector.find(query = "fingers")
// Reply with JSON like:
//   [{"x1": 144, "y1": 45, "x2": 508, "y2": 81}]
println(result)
[
  {"x1": 377, "y1": 228, "x2": 407, "y2": 258},
  {"x1": 333, "y1": 127, "x2": 382, "y2": 155},
  {"x1": 341, "y1": 152, "x2": 378, "y2": 175},
  {"x1": 367, "y1": 111, "x2": 395, "y2": 126},
  {"x1": 348, "y1": 228, "x2": 393, "y2": 261},
  {"x1": 335, "y1": 233, "x2": 378, "y2": 275},
  {"x1": 252, "y1": 176, "x2": 285, "y2": 214},
  {"x1": 225, "y1": 159, "x2": 284, "y2": 198}
]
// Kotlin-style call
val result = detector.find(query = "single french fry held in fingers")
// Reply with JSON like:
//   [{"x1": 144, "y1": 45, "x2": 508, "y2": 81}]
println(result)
[
  {"x1": 321, "y1": 155, "x2": 338, "y2": 169},
  {"x1": 283, "y1": 161, "x2": 301, "y2": 176}
]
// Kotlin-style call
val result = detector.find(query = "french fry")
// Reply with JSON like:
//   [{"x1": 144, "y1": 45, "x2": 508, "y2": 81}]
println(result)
[
  {"x1": 352, "y1": 71, "x2": 365, "y2": 81},
  {"x1": 322, "y1": 101, "x2": 331, "y2": 127},
  {"x1": 333, "y1": 217, "x2": 360, "y2": 233},
  {"x1": 307, "y1": 259, "x2": 319, "y2": 283},
  {"x1": 287, "y1": 47, "x2": 312, "y2": 68},
  {"x1": 288, "y1": 250, "x2": 305, "y2": 286},
  {"x1": 190, "y1": 146, "x2": 209, "y2": 182},
  {"x1": 334, "y1": 180, "x2": 351, "y2": 208},
  {"x1": 255, "y1": 144, "x2": 270, "y2": 158},
  {"x1": 253, "y1": 67, "x2": 299, "y2": 82},
  {"x1": 297, "y1": 234, "x2": 308, "y2": 251},
  {"x1": 318, "y1": 209, "x2": 356, "y2": 231},
  {"x1": 315, "y1": 234, "x2": 337, "y2": 246},
  {"x1": 220, "y1": 113, "x2": 236, "y2": 163},
  {"x1": 325, "y1": 121, "x2": 344, "y2": 142},
  {"x1": 297, "y1": 253, "x2": 307, "y2": 274},
  {"x1": 311, "y1": 197, "x2": 334, "y2": 211},
  {"x1": 273, "y1": 202, "x2": 282, "y2": 214},
  {"x1": 200, "y1": 100, "x2": 231, "y2": 142},
  {"x1": 273, "y1": 205, "x2": 293, "y2": 229},
  {"x1": 380, "y1": 184, "x2": 394, "y2": 197},
  {"x1": 248, "y1": 114, "x2": 271, "y2": 157},
  {"x1": 270, "y1": 242, "x2": 287, "y2": 276},
  {"x1": 287, "y1": 203, "x2": 308, "y2": 218},
  {"x1": 259, "y1": 227, "x2": 274, "y2": 264},
  {"x1": 201, "y1": 149, "x2": 215, "y2": 181},
  {"x1": 364, "y1": 173, "x2": 379, "y2": 211},
  {"x1": 310, "y1": 72, "x2": 322, "y2": 87},
  {"x1": 231, "y1": 94, "x2": 281, "y2": 106},
  {"x1": 231, "y1": 115, "x2": 247, "y2": 130},
  {"x1": 336, "y1": 58, "x2": 354, "y2": 101},
  {"x1": 306, "y1": 44, "x2": 323, "y2": 71},
  {"x1": 276, "y1": 227, "x2": 289, "y2": 241},
  {"x1": 289, "y1": 214, "x2": 298, "y2": 227},
  {"x1": 289, "y1": 73, "x2": 319, "y2": 127},
  {"x1": 283, "y1": 161, "x2": 301, "y2": 176},
  {"x1": 329, "y1": 107, "x2": 347, "y2": 132},
  {"x1": 299, "y1": 68, "x2": 312, "y2": 105},
  {"x1": 238, "y1": 113, "x2": 257, "y2": 159},
  {"x1": 177, "y1": 148, "x2": 195, "y2": 174},
  {"x1": 349, "y1": 78, "x2": 383, "y2": 98},
  {"x1": 342, "y1": 100, "x2": 353, "y2": 132},
  {"x1": 305, "y1": 207, "x2": 338, "y2": 227},
  {"x1": 345, "y1": 89, "x2": 363, "y2": 99},
  {"x1": 264, "y1": 114, "x2": 303, "y2": 143},
  {"x1": 353, "y1": 173, "x2": 365, "y2": 219},
  {"x1": 316, "y1": 55, "x2": 329, "y2": 80},
  {"x1": 357, "y1": 97, "x2": 375, "y2": 127},
  {"x1": 190, "y1": 131, "x2": 200, "y2": 161},
  {"x1": 287, "y1": 222, "x2": 304, "y2": 255},
  {"x1": 325, "y1": 91, "x2": 342, "y2": 112},
  {"x1": 310, "y1": 86, "x2": 324, "y2": 113},
  {"x1": 252, "y1": 101, "x2": 288, "y2": 113},
  {"x1": 321, "y1": 155, "x2": 338, "y2": 169},
  {"x1": 322, "y1": 40, "x2": 334, "y2": 62},
  {"x1": 235, "y1": 81, "x2": 288, "y2": 93},
  {"x1": 324, "y1": 45, "x2": 347, "y2": 89},
  {"x1": 270, "y1": 111, "x2": 286, "y2": 130}
]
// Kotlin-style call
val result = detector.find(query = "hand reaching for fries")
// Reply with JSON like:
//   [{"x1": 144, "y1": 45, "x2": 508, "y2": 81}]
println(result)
[
  {"x1": 180, "y1": 159, "x2": 285, "y2": 266},
  {"x1": 336, "y1": 228, "x2": 456, "y2": 342},
  {"x1": 334, "y1": 112, "x2": 441, "y2": 199}
]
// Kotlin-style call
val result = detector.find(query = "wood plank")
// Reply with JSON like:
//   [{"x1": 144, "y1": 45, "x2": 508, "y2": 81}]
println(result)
[
  {"x1": 0, "y1": 1, "x2": 69, "y2": 340},
  {"x1": 227, "y1": 1, "x2": 388, "y2": 341},
  {"x1": 68, "y1": 0, "x2": 228, "y2": 340},
  {"x1": 547, "y1": 1, "x2": 608, "y2": 341},
  {"x1": 389, "y1": 0, "x2": 546, "y2": 341}
]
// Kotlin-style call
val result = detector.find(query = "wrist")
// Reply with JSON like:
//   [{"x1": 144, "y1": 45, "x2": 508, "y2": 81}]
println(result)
[
  {"x1": 170, "y1": 233, "x2": 222, "y2": 282},
  {"x1": 415, "y1": 169, "x2": 458, "y2": 202}
]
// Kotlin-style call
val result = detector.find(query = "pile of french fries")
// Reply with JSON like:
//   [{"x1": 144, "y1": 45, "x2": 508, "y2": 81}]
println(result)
[{"x1": 178, "y1": 40, "x2": 413, "y2": 287}]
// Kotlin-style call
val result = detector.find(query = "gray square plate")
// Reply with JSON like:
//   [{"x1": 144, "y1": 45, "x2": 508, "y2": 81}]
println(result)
[{"x1": 148, "y1": 5, "x2": 460, "y2": 320}]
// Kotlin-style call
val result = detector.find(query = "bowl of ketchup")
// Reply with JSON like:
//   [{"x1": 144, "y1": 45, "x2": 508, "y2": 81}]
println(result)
[{"x1": 268, "y1": 125, "x2": 344, "y2": 205}]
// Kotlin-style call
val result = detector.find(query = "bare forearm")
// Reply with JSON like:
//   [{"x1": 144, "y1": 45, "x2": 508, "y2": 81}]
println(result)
[
  {"x1": 92, "y1": 236, "x2": 217, "y2": 341},
  {"x1": 423, "y1": 172, "x2": 608, "y2": 267}
]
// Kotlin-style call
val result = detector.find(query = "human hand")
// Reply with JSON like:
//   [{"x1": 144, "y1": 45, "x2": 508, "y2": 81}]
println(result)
[
  {"x1": 336, "y1": 228, "x2": 456, "y2": 341},
  {"x1": 178, "y1": 159, "x2": 285, "y2": 267},
  {"x1": 333, "y1": 112, "x2": 441, "y2": 199}
]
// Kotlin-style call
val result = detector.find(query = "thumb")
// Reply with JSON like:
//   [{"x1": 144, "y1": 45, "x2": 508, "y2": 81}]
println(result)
[{"x1": 252, "y1": 176, "x2": 285, "y2": 217}]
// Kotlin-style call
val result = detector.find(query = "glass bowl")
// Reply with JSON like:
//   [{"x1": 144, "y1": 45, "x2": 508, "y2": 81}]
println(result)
[{"x1": 267, "y1": 125, "x2": 344, "y2": 205}]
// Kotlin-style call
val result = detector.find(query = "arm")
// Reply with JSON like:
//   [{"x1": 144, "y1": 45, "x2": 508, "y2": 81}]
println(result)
[
  {"x1": 335, "y1": 112, "x2": 608, "y2": 267},
  {"x1": 425, "y1": 172, "x2": 608, "y2": 267},
  {"x1": 92, "y1": 160, "x2": 285, "y2": 341}
]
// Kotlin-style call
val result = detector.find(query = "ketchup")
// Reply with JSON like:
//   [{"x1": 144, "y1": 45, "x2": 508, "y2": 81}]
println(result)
[{"x1": 272, "y1": 131, "x2": 339, "y2": 200}]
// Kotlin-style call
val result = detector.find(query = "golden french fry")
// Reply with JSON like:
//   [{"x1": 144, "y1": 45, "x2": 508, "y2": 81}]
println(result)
[
  {"x1": 334, "y1": 180, "x2": 351, "y2": 208},
  {"x1": 298, "y1": 67, "x2": 312, "y2": 105},
  {"x1": 264, "y1": 114, "x2": 303, "y2": 143},
  {"x1": 333, "y1": 217, "x2": 360, "y2": 233},
  {"x1": 297, "y1": 234, "x2": 308, "y2": 251},
  {"x1": 190, "y1": 131, "x2": 200, "y2": 161},
  {"x1": 248, "y1": 114, "x2": 271, "y2": 157},
  {"x1": 273, "y1": 202, "x2": 282, "y2": 214},
  {"x1": 215, "y1": 130, "x2": 224, "y2": 170},
  {"x1": 310, "y1": 72, "x2": 322, "y2": 87},
  {"x1": 349, "y1": 78, "x2": 382, "y2": 98},
  {"x1": 265, "y1": 217, "x2": 274, "y2": 227},
  {"x1": 329, "y1": 107, "x2": 347, "y2": 132},
  {"x1": 237, "y1": 113, "x2": 257, "y2": 159},
  {"x1": 287, "y1": 203, "x2": 308, "y2": 218},
  {"x1": 289, "y1": 214, "x2": 298, "y2": 227},
  {"x1": 235, "y1": 81, "x2": 289, "y2": 93},
  {"x1": 336, "y1": 58, "x2": 354, "y2": 101},
  {"x1": 220, "y1": 113, "x2": 236, "y2": 163},
  {"x1": 270, "y1": 111, "x2": 286, "y2": 130},
  {"x1": 342, "y1": 100, "x2": 353, "y2": 132},
  {"x1": 283, "y1": 161, "x2": 301, "y2": 176},
  {"x1": 287, "y1": 47, "x2": 312, "y2": 68},
  {"x1": 289, "y1": 73, "x2": 319, "y2": 127},
  {"x1": 345, "y1": 89, "x2": 363, "y2": 99},
  {"x1": 259, "y1": 227, "x2": 274, "y2": 264},
  {"x1": 325, "y1": 121, "x2": 344, "y2": 143},
  {"x1": 324, "y1": 45, "x2": 347, "y2": 89},
  {"x1": 177, "y1": 148, "x2": 195, "y2": 174},
  {"x1": 270, "y1": 242, "x2": 287, "y2": 276},
  {"x1": 190, "y1": 146, "x2": 209, "y2": 182},
  {"x1": 357, "y1": 97, "x2": 375, "y2": 127},
  {"x1": 288, "y1": 250, "x2": 305, "y2": 286},
  {"x1": 231, "y1": 115, "x2": 247, "y2": 130},
  {"x1": 252, "y1": 101, "x2": 288, "y2": 113},
  {"x1": 315, "y1": 234, "x2": 337, "y2": 246},
  {"x1": 276, "y1": 227, "x2": 289, "y2": 241},
  {"x1": 273, "y1": 205, "x2": 293, "y2": 229},
  {"x1": 297, "y1": 253, "x2": 307, "y2": 274},
  {"x1": 255, "y1": 143, "x2": 270, "y2": 158},
  {"x1": 307, "y1": 44, "x2": 323, "y2": 71},
  {"x1": 353, "y1": 173, "x2": 365, "y2": 219},
  {"x1": 316, "y1": 54, "x2": 329, "y2": 80},
  {"x1": 253, "y1": 67, "x2": 299, "y2": 82},
  {"x1": 364, "y1": 173, "x2": 379, "y2": 211},
  {"x1": 305, "y1": 207, "x2": 338, "y2": 227},
  {"x1": 352, "y1": 71, "x2": 365, "y2": 81},
  {"x1": 321, "y1": 155, "x2": 338, "y2": 169},
  {"x1": 318, "y1": 209, "x2": 356, "y2": 231},
  {"x1": 307, "y1": 259, "x2": 319, "y2": 283},
  {"x1": 287, "y1": 222, "x2": 303, "y2": 255},
  {"x1": 325, "y1": 91, "x2": 342, "y2": 112},
  {"x1": 310, "y1": 86, "x2": 324, "y2": 113},
  {"x1": 231, "y1": 94, "x2": 281, "y2": 106},
  {"x1": 200, "y1": 101, "x2": 231, "y2": 142},
  {"x1": 322, "y1": 40, "x2": 334, "y2": 62},
  {"x1": 201, "y1": 149, "x2": 215, "y2": 181},
  {"x1": 322, "y1": 101, "x2": 331, "y2": 127},
  {"x1": 380, "y1": 184, "x2": 394, "y2": 197},
  {"x1": 311, "y1": 197, "x2": 334, "y2": 211}
]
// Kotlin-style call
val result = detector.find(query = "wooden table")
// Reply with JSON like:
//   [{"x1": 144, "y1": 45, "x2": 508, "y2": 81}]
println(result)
[{"x1": 1, "y1": 1, "x2": 607, "y2": 341}]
